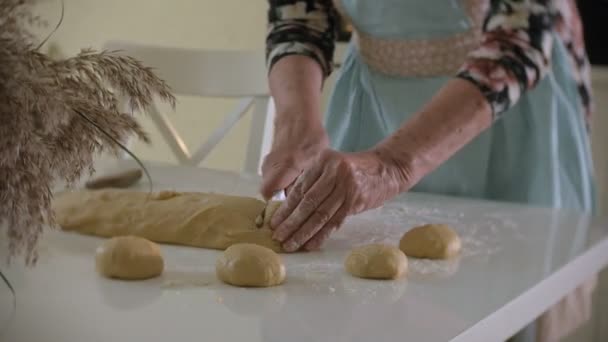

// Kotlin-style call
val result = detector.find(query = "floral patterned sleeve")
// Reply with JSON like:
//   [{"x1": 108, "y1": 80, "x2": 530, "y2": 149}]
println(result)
[
  {"x1": 456, "y1": 0, "x2": 591, "y2": 119},
  {"x1": 266, "y1": 0, "x2": 338, "y2": 77}
]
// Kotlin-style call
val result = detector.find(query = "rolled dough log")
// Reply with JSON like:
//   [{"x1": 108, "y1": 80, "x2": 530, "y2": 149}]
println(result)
[
  {"x1": 345, "y1": 243, "x2": 408, "y2": 280},
  {"x1": 216, "y1": 243, "x2": 286, "y2": 287},
  {"x1": 52, "y1": 189, "x2": 283, "y2": 252},
  {"x1": 95, "y1": 235, "x2": 164, "y2": 280},
  {"x1": 399, "y1": 224, "x2": 461, "y2": 259}
]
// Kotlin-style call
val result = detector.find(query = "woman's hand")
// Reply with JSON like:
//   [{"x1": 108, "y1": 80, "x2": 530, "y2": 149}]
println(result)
[
  {"x1": 260, "y1": 124, "x2": 329, "y2": 199},
  {"x1": 269, "y1": 148, "x2": 413, "y2": 252},
  {"x1": 267, "y1": 79, "x2": 492, "y2": 252},
  {"x1": 261, "y1": 55, "x2": 328, "y2": 199}
]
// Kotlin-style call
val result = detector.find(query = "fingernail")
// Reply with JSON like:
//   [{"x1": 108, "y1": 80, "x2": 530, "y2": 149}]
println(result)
[
  {"x1": 283, "y1": 240, "x2": 298, "y2": 252},
  {"x1": 272, "y1": 228, "x2": 285, "y2": 241},
  {"x1": 268, "y1": 222, "x2": 276, "y2": 230},
  {"x1": 270, "y1": 216, "x2": 281, "y2": 229}
]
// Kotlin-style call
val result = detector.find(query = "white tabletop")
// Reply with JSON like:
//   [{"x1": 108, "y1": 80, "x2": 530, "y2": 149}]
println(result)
[{"x1": 2, "y1": 161, "x2": 608, "y2": 342}]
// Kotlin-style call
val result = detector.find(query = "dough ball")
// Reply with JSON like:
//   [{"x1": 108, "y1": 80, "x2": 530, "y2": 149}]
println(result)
[
  {"x1": 345, "y1": 243, "x2": 408, "y2": 280},
  {"x1": 216, "y1": 243, "x2": 285, "y2": 287},
  {"x1": 399, "y1": 224, "x2": 461, "y2": 259},
  {"x1": 95, "y1": 236, "x2": 164, "y2": 280}
]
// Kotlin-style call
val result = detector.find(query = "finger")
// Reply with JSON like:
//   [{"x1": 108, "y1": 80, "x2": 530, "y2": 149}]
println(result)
[
  {"x1": 270, "y1": 162, "x2": 325, "y2": 229},
  {"x1": 284, "y1": 178, "x2": 297, "y2": 196},
  {"x1": 272, "y1": 167, "x2": 334, "y2": 242},
  {"x1": 282, "y1": 187, "x2": 345, "y2": 252},
  {"x1": 303, "y1": 204, "x2": 348, "y2": 251},
  {"x1": 260, "y1": 164, "x2": 300, "y2": 199}
]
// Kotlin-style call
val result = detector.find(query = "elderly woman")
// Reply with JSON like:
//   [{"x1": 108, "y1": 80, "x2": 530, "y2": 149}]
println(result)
[{"x1": 261, "y1": 0, "x2": 597, "y2": 341}]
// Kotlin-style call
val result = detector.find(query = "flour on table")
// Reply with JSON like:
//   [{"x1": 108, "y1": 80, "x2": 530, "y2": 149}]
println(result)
[{"x1": 325, "y1": 197, "x2": 524, "y2": 278}]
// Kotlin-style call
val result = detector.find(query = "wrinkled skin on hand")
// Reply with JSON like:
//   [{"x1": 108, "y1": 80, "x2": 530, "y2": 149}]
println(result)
[
  {"x1": 270, "y1": 149, "x2": 412, "y2": 252},
  {"x1": 263, "y1": 79, "x2": 492, "y2": 252},
  {"x1": 260, "y1": 129, "x2": 329, "y2": 199}
]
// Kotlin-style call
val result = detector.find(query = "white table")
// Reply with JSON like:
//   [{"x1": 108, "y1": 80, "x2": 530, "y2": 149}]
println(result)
[{"x1": 2, "y1": 161, "x2": 608, "y2": 342}]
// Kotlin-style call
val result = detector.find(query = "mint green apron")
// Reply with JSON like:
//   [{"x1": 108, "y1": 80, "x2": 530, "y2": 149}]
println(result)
[{"x1": 325, "y1": 0, "x2": 596, "y2": 214}]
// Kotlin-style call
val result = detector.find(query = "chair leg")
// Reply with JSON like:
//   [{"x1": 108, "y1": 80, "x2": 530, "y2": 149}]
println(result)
[
  {"x1": 190, "y1": 98, "x2": 255, "y2": 167},
  {"x1": 243, "y1": 96, "x2": 273, "y2": 176}
]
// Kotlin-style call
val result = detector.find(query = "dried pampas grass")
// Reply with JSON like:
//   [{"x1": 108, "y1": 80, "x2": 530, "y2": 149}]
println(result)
[{"x1": 0, "y1": 0, "x2": 176, "y2": 264}]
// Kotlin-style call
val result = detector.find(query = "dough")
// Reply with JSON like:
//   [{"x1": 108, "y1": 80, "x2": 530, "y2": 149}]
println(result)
[
  {"x1": 345, "y1": 243, "x2": 408, "y2": 280},
  {"x1": 399, "y1": 224, "x2": 461, "y2": 259},
  {"x1": 95, "y1": 235, "x2": 164, "y2": 280},
  {"x1": 216, "y1": 243, "x2": 286, "y2": 287},
  {"x1": 52, "y1": 189, "x2": 283, "y2": 252}
]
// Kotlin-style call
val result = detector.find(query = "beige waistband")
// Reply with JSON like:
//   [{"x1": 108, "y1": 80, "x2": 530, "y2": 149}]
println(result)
[{"x1": 334, "y1": 0, "x2": 487, "y2": 77}]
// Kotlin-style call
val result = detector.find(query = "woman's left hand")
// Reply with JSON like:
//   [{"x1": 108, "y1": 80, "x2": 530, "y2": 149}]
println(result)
[
  {"x1": 269, "y1": 148, "x2": 412, "y2": 252},
  {"x1": 268, "y1": 79, "x2": 494, "y2": 252}
]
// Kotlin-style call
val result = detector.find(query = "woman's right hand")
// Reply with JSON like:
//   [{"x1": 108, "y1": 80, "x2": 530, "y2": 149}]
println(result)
[
  {"x1": 262, "y1": 55, "x2": 328, "y2": 199},
  {"x1": 260, "y1": 122, "x2": 329, "y2": 199}
]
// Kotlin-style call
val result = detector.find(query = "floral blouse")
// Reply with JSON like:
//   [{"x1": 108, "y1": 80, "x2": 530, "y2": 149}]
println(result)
[{"x1": 265, "y1": 0, "x2": 593, "y2": 127}]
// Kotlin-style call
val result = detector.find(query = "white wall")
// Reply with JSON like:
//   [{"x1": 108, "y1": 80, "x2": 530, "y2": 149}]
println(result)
[
  {"x1": 584, "y1": 67, "x2": 608, "y2": 342},
  {"x1": 35, "y1": 0, "x2": 270, "y2": 172},
  {"x1": 590, "y1": 67, "x2": 608, "y2": 216}
]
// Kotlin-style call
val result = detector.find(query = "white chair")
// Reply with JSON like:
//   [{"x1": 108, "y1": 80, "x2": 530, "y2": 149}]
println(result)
[{"x1": 102, "y1": 40, "x2": 275, "y2": 176}]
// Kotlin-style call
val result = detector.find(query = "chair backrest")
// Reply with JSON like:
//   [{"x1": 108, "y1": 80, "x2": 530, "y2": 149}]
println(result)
[{"x1": 103, "y1": 40, "x2": 274, "y2": 175}]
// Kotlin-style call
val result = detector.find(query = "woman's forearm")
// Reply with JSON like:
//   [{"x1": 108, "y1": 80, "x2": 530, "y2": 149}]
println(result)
[
  {"x1": 265, "y1": 0, "x2": 338, "y2": 142},
  {"x1": 268, "y1": 55, "x2": 326, "y2": 140},
  {"x1": 374, "y1": 78, "x2": 492, "y2": 189}
]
